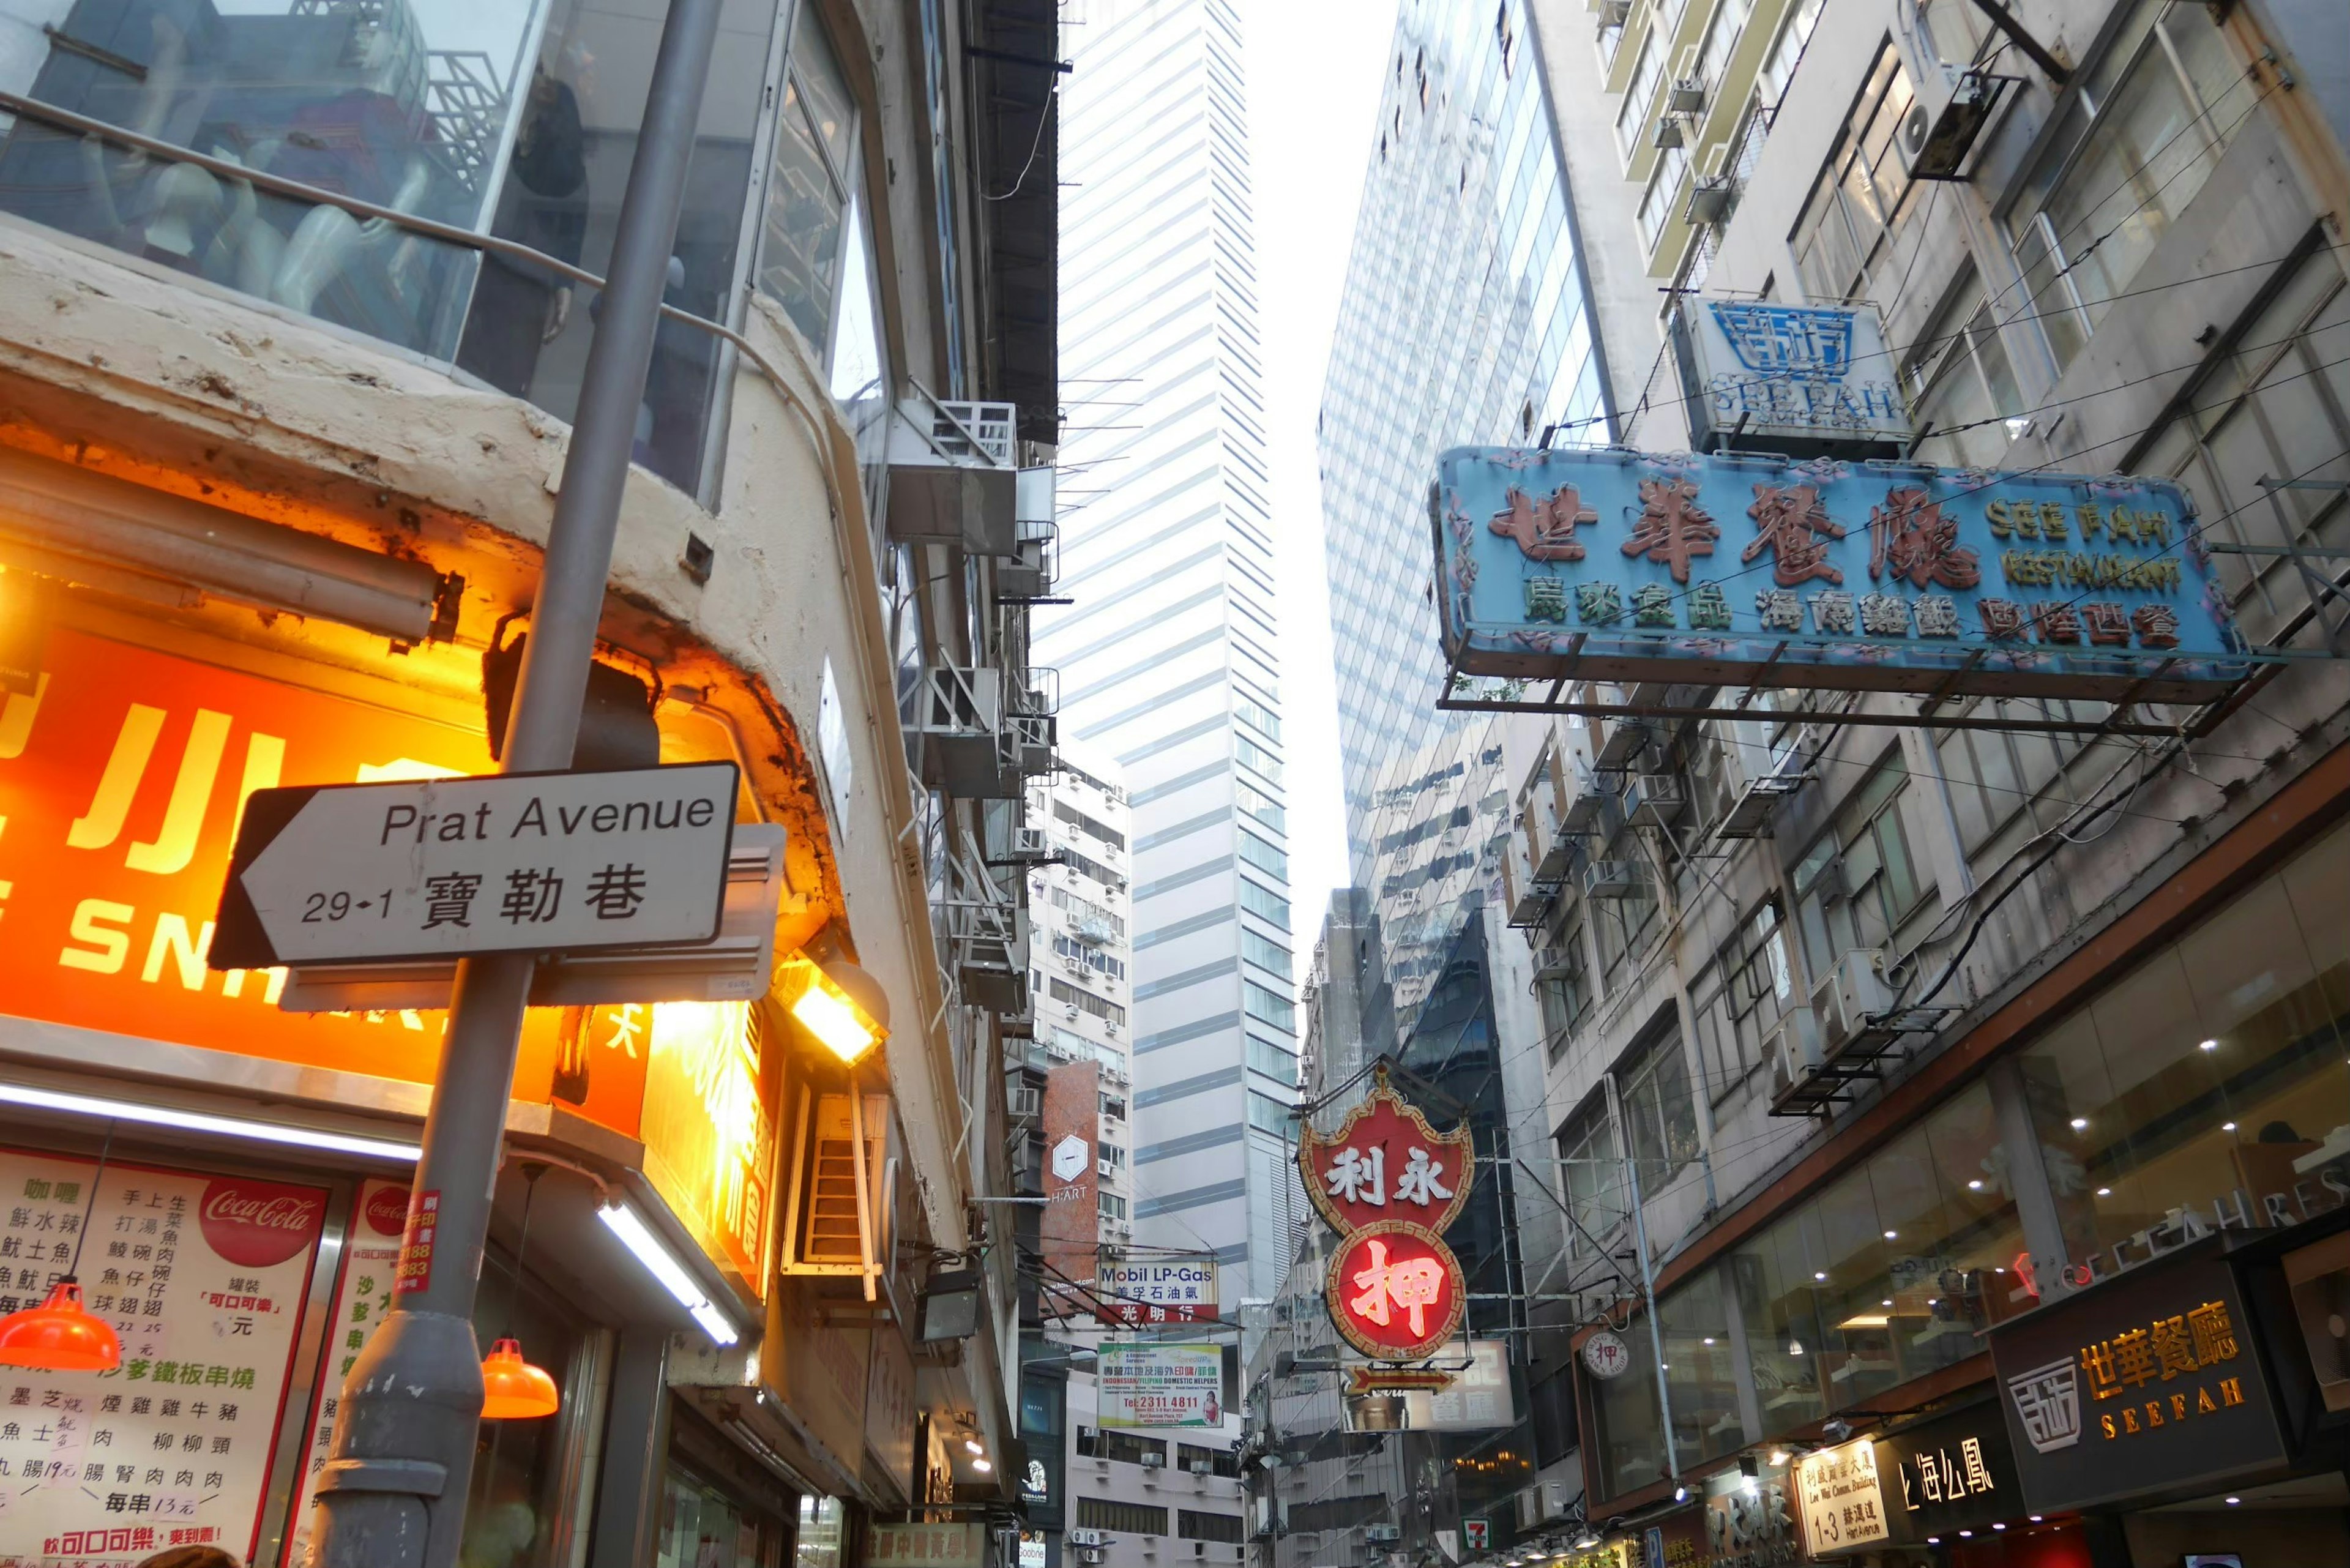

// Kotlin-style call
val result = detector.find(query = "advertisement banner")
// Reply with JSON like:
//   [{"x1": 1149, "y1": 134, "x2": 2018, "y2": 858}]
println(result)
[
  {"x1": 1097, "y1": 1254, "x2": 1219, "y2": 1324},
  {"x1": 1987, "y1": 1240, "x2": 2285, "y2": 1514},
  {"x1": 1434, "y1": 447, "x2": 2247, "y2": 704},
  {"x1": 0, "y1": 629, "x2": 643, "y2": 1130},
  {"x1": 1040, "y1": 1060, "x2": 1100, "y2": 1316},
  {"x1": 1097, "y1": 1343, "x2": 1223, "y2": 1428},
  {"x1": 0, "y1": 1146, "x2": 326, "y2": 1568},
  {"x1": 281, "y1": 1177, "x2": 408, "y2": 1565}
]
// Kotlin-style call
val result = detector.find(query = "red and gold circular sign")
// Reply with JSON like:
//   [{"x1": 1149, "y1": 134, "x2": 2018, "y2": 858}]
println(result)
[{"x1": 1325, "y1": 1219, "x2": 1466, "y2": 1362}]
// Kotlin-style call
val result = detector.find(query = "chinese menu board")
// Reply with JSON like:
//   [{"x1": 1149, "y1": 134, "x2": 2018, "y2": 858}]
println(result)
[
  {"x1": 0, "y1": 1146, "x2": 326, "y2": 1567},
  {"x1": 280, "y1": 1178, "x2": 410, "y2": 1566}
]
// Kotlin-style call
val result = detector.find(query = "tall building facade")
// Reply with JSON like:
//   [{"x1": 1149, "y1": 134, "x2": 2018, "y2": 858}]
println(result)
[
  {"x1": 1047, "y1": 0, "x2": 1301, "y2": 1302},
  {"x1": 1318, "y1": 0, "x2": 1617, "y2": 897}
]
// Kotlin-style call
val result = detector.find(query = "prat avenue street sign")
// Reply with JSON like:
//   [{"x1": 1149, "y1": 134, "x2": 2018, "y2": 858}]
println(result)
[
  {"x1": 211, "y1": 763, "x2": 738, "y2": 969},
  {"x1": 1300, "y1": 1062, "x2": 1474, "y2": 1362},
  {"x1": 1433, "y1": 446, "x2": 2250, "y2": 706}
]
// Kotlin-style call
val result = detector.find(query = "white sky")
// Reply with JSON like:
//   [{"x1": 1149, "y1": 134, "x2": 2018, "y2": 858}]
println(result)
[{"x1": 1244, "y1": 0, "x2": 1398, "y2": 956}]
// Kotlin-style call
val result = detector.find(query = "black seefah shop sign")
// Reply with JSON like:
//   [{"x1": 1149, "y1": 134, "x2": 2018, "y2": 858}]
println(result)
[
  {"x1": 1986, "y1": 1239, "x2": 2286, "y2": 1513},
  {"x1": 1875, "y1": 1404, "x2": 2022, "y2": 1543}
]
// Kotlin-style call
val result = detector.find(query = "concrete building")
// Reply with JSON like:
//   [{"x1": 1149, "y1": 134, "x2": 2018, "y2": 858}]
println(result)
[
  {"x1": 1046, "y1": 0, "x2": 1301, "y2": 1304},
  {"x1": 0, "y1": 0, "x2": 1057, "y2": 1558},
  {"x1": 1486, "y1": 0, "x2": 2350, "y2": 1561}
]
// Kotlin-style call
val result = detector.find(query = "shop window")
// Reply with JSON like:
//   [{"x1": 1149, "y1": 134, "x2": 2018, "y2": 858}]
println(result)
[
  {"x1": 2018, "y1": 819, "x2": 2350, "y2": 1279},
  {"x1": 796, "y1": 1496, "x2": 846, "y2": 1568},
  {"x1": 1589, "y1": 1310, "x2": 1668, "y2": 1498},
  {"x1": 659, "y1": 1461, "x2": 788, "y2": 1567},
  {"x1": 1660, "y1": 1265, "x2": 1745, "y2": 1467},
  {"x1": 1690, "y1": 899, "x2": 1796, "y2": 1104},
  {"x1": 1618, "y1": 1020, "x2": 1700, "y2": 1187},
  {"x1": 1730, "y1": 1203, "x2": 1836, "y2": 1435},
  {"x1": 1903, "y1": 270, "x2": 2026, "y2": 471},
  {"x1": 463, "y1": 1247, "x2": 595, "y2": 1567},
  {"x1": 1791, "y1": 751, "x2": 1927, "y2": 976},
  {"x1": 1790, "y1": 44, "x2": 1918, "y2": 303},
  {"x1": 455, "y1": 0, "x2": 777, "y2": 498},
  {"x1": 2005, "y1": 0, "x2": 2247, "y2": 373}
]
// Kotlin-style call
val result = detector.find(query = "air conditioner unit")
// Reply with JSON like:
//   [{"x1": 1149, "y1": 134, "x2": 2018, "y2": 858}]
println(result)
[
  {"x1": 1766, "y1": 1004, "x2": 1828, "y2": 1108},
  {"x1": 1583, "y1": 860, "x2": 1646, "y2": 900},
  {"x1": 1596, "y1": 0, "x2": 1630, "y2": 28},
  {"x1": 1719, "y1": 771, "x2": 1802, "y2": 838},
  {"x1": 1078, "y1": 1551, "x2": 1106, "y2": 1566},
  {"x1": 1513, "y1": 1479, "x2": 1574, "y2": 1529},
  {"x1": 1685, "y1": 172, "x2": 1737, "y2": 226},
  {"x1": 1652, "y1": 116, "x2": 1684, "y2": 151},
  {"x1": 1897, "y1": 60, "x2": 2009, "y2": 181},
  {"x1": 1365, "y1": 1526, "x2": 1402, "y2": 1544},
  {"x1": 1593, "y1": 714, "x2": 1653, "y2": 771},
  {"x1": 1099, "y1": 1157, "x2": 1117, "y2": 1179},
  {"x1": 1069, "y1": 1531, "x2": 1108, "y2": 1548},
  {"x1": 1142, "y1": 1452, "x2": 1166, "y2": 1468},
  {"x1": 1627, "y1": 772, "x2": 1684, "y2": 827},
  {"x1": 1813, "y1": 950, "x2": 1893, "y2": 1056},
  {"x1": 1188, "y1": 1459, "x2": 1215, "y2": 1475},
  {"x1": 1666, "y1": 76, "x2": 1706, "y2": 116}
]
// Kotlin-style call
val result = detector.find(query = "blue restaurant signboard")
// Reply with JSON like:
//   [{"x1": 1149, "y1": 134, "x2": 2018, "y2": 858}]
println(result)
[
  {"x1": 1433, "y1": 446, "x2": 2248, "y2": 704},
  {"x1": 1672, "y1": 301, "x2": 1912, "y2": 457}
]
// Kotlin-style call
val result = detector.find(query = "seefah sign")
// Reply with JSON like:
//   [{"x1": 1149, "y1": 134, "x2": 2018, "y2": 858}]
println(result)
[
  {"x1": 1673, "y1": 301, "x2": 1912, "y2": 457},
  {"x1": 1987, "y1": 1240, "x2": 2285, "y2": 1513},
  {"x1": 212, "y1": 763, "x2": 738, "y2": 968},
  {"x1": 1434, "y1": 446, "x2": 2247, "y2": 704}
]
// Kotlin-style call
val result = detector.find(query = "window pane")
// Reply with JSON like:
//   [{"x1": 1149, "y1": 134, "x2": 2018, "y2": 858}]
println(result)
[{"x1": 1660, "y1": 1267, "x2": 1745, "y2": 1465}]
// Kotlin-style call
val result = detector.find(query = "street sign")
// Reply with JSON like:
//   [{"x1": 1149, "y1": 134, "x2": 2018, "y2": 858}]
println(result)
[{"x1": 211, "y1": 763, "x2": 737, "y2": 969}]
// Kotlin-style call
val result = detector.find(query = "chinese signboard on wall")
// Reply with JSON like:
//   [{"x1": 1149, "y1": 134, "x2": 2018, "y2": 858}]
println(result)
[
  {"x1": 638, "y1": 999, "x2": 775, "y2": 1296},
  {"x1": 1988, "y1": 1241, "x2": 2285, "y2": 1513},
  {"x1": 1096, "y1": 1255, "x2": 1218, "y2": 1324},
  {"x1": 1794, "y1": 1439, "x2": 1887, "y2": 1554},
  {"x1": 865, "y1": 1521, "x2": 984, "y2": 1568},
  {"x1": 1704, "y1": 1462, "x2": 1799, "y2": 1568},
  {"x1": 0, "y1": 1146, "x2": 325, "y2": 1568},
  {"x1": 1672, "y1": 302, "x2": 1911, "y2": 457},
  {"x1": 1433, "y1": 447, "x2": 2247, "y2": 705},
  {"x1": 1097, "y1": 1343, "x2": 1223, "y2": 1428},
  {"x1": 1297, "y1": 1063, "x2": 1474, "y2": 1362},
  {"x1": 1873, "y1": 1404, "x2": 2020, "y2": 1545}
]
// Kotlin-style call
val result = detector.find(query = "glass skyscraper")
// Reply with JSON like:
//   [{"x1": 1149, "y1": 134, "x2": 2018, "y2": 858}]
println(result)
[
  {"x1": 1320, "y1": 0, "x2": 1613, "y2": 902},
  {"x1": 1045, "y1": 0, "x2": 1300, "y2": 1300}
]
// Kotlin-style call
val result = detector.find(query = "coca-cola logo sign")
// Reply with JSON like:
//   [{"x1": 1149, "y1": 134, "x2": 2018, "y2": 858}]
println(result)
[
  {"x1": 199, "y1": 1178, "x2": 327, "y2": 1267},
  {"x1": 362, "y1": 1183, "x2": 411, "y2": 1238}
]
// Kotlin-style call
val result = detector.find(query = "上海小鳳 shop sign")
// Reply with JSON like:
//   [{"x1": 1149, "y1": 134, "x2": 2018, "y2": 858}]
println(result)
[
  {"x1": 1987, "y1": 1240, "x2": 2286, "y2": 1514},
  {"x1": 1431, "y1": 446, "x2": 2250, "y2": 705}
]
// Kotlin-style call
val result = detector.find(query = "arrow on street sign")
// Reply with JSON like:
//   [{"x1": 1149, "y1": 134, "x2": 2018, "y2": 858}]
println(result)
[{"x1": 211, "y1": 762, "x2": 739, "y2": 970}]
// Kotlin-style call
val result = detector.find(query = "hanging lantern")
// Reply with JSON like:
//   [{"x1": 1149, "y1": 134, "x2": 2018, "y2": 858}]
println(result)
[
  {"x1": 0, "y1": 1279, "x2": 123, "y2": 1372},
  {"x1": 479, "y1": 1338, "x2": 561, "y2": 1419}
]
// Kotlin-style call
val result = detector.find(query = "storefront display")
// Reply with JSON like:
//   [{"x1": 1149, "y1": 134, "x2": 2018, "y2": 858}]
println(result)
[{"x1": 0, "y1": 1144, "x2": 326, "y2": 1567}]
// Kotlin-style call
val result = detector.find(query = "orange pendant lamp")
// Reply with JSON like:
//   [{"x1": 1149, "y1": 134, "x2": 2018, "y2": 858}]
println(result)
[
  {"x1": 479, "y1": 1162, "x2": 560, "y2": 1421},
  {"x1": 0, "y1": 1125, "x2": 122, "y2": 1373}
]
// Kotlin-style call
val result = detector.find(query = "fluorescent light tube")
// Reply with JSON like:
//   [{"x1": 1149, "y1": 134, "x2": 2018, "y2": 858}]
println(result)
[
  {"x1": 598, "y1": 1201, "x2": 738, "y2": 1345},
  {"x1": 0, "y1": 1081, "x2": 420, "y2": 1162}
]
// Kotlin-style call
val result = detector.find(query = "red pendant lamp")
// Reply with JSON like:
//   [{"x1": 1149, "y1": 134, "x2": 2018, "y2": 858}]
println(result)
[
  {"x1": 0, "y1": 1125, "x2": 122, "y2": 1373},
  {"x1": 479, "y1": 1162, "x2": 560, "y2": 1421}
]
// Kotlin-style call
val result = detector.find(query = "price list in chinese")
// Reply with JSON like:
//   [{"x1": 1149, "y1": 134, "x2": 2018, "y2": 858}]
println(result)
[
  {"x1": 0, "y1": 1148, "x2": 326, "y2": 1568},
  {"x1": 280, "y1": 1178, "x2": 408, "y2": 1566}
]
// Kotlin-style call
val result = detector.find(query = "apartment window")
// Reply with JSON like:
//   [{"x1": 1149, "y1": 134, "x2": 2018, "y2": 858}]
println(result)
[
  {"x1": 1790, "y1": 45, "x2": 1918, "y2": 302},
  {"x1": 1792, "y1": 753, "x2": 1927, "y2": 974},
  {"x1": 1538, "y1": 921, "x2": 1594, "y2": 1059},
  {"x1": 1903, "y1": 272, "x2": 2025, "y2": 469},
  {"x1": 1056, "y1": 799, "x2": 1127, "y2": 849},
  {"x1": 1247, "y1": 1035, "x2": 1300, "y2": 1086},
  {"x1": 1616, "y1": 34, "x2": 1665, "y2": 160},
  {"x1": 1617, "y1": 1022, "x2": 1701, "y2": 1184},
  {"x1": 1690, "y1": 900, "x2": 1796, "y2": 1102},
  {"x1": 1598, "y1": 16, "x2": 1625, "y2": 71},
  {"x1": 762, "y1": 4, "x2": 863, "y2": 353},
  {"x1": 1078, "y1": 1486, "x2": 1168, "y2": 1525},
  {"x1": 1100, "y1": 1191, "x2": 1128, "y2": 1221},
  {"x1": 1242, "y1": 929, "x2": 1294, "y2": 982},
  {"x1": 1050, "y1": 977, "x2": 1128, "y2": 1028},
  {"x1": 1236, "y1": 828, "x2": 1289, "y2": 881},
  {"x1": 1236, "y1": 780, "x2": 1286, "y2": 835},
  {"x1": 1100, "y1": 1142, "x2": 1127, "y2": 1171},
  {"x1": 1245, "y1": 1089, "x2": 1293, "y2": 1135},
  {"x1": 1933, "y1": 699, "x2": 2112, "y2": 851},
  {"x1": 1637, "y1": 145, "x2": 1690, "y2": 250},
  {"x1": 1239, "y1": 878, "x2": 1291, "y2": 927},
  {"x1": 1693, "y1": 0, "x2": 1755, "y2": 94},
  {"x1": 1591, "y1": 826, "x2": 1660, "y2": 989},
  {"x1": 1101, "y1": 1093, "x2": 1128, "y2": 1121},
  {"x1": 1179, "y1": 1511, "x2": 1246, "y2": 1544},
  {"x1": 1556, "y1": 1092, "x2": 1624, "y2": 1253},
  {"x1": 1244, "y1": 984, "x2": 1296, "y2": 1037},
  {"x1": 2007, "y1": 0, "x2": 2247, "y2": 373},
  {"x1": 1234, "y1": 694, "x2": 1283, "y2": 744},
  {"x1": 1177, "y1": 1444, "x2": 1243, "y2": 1479},
  {"x1": 1236, "y1": 733, "x2": 1284, "y2": 785},
  {"x1": 1755, "y1": 0, "x2": 1826, "y2": 110}
]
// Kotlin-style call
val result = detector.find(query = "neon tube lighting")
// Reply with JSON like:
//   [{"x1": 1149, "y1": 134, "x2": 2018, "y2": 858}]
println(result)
[
  {"x1": 0, "y1": 1081, "x2": 420, "y2": 1162},
  {"x1": 598, "y1": 1201, "x2": 739, "y2": 1345}
]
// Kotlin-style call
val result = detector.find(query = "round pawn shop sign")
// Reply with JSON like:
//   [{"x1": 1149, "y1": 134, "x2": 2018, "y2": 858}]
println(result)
[
  {"x1": 1581, "y1": 1328, "x2": 1632, "y2": 1380},
  {"x1": 1327, "y1": 1219, "x2": 1466, "y2": 1362}
]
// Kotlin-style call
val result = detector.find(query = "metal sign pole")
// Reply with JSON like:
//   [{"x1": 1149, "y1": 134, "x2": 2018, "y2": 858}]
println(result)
[{"x1": 308, "y1": 0, "x2": 725, "y2": 1559}]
